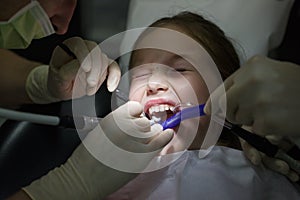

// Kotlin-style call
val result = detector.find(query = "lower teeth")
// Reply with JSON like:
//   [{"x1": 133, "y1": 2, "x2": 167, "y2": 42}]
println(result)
[{"x1": 151, "y1": 115, "x2": 162, "y2": 123}]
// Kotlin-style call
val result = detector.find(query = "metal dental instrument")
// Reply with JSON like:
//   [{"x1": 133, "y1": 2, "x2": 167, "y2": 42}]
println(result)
[
  {"x1": 0, "y1": 89, "x2": 143, "y2": 131},
  {"x1": 114, "y1": 89, "x2": 157, "y2": 125},
  {"x1": 160, "y1": 103, "x2": 300, "y2": 175},
  {"x1": 0, "y1": 107, "x2": 100, "y2": 131},
  {"x1": 58, "y1": 43, "x2": 77, "y2": 59}
]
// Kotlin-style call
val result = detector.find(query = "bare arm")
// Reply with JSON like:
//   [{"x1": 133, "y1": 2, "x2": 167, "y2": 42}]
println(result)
[
  {"x1": 0, "y1": 49, "x2": 41, "y2": 108},
  {"x1": 0, "y1": 0, "x2": 29, "y2": 20},
  {"x1": 6, "y1": 190, "x2": 31, "y2": 200}
]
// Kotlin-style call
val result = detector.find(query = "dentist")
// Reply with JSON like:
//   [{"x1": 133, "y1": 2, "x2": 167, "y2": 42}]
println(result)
[
  {"x1": 0, "y1": 0, "x2": 120, "y2": 108},
  {"x1": 0, "y1": 1, "x2": 175, "y2": 199}
]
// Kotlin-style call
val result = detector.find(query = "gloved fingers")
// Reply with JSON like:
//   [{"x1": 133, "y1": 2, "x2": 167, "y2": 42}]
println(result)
[
  {"x1": 87, "y1": 58, "x2": 121, "y2": 94},
  {"x1": 82, "y1": 40, "x2": 100, "y2": 73},
  {"x1": 233, "y1": 102, "x2": 256, "y2": 126},
  {"x1": 263, "y1": 136, "x2": 299, "y2": 181},
  {"x1": 240, "y1": 139, "x2": 298, "y2": 180},
  {"x1": 86, "y1": 69, "x2": 107, "y2": 95},
  {"x1": 225, "y1": 85, "x2": 249, "y2": 124},
  {"x1": 287, "y1": 170, "x2": 300, "y2": 182},
  {"x1": 265, "y1": 135, "x2": 283, "y2": 145},
  {"x1": 132, "y1": 117, "x2": 152, "y2": 132},
  {"x1": 107, "y1": 60, "x2": 121, "y2": 92},
  {"x1": 85, "y1": 44, "x2": 107, "y2": 87},
  {"x1": 61, "y1": 39, "x2": 106, "y2": 96},
  {"x1": 145, "y1": 128, "x2": 174, "y2": 152},
  {"x1": 264, "y1": 134, "x2": 294, "y2": 152},
  {"x1": 204, "y1": 70, "x2": 236, "y2": 115},
  {"x1": 261, "y1": 153, "x2": 300, "y2": 182},
  {"x1": 126, "y1": 123, "x2": 162, "y2": 144},
  {"x1": 241, "y1": 134, "x2": 300, "y2": 182},
  {"x1": 89, "y1": 60, "x2": 121, "y2": 95},
  {"x1": 51, "y1": 45, "x2": 74, "y2": 68},
  {"x1": 261, "y1": 153, "x2": 290, "y2": 175},
  {"x1": 81, "y1": 41, "x2": 104, "y2": 96},
  {"x1": 86, "y1": 54, "x2": 110, "y2": 95},
  {"x1": 204, "y1": 90, "x2": 227, "y2": 122},
  {"x1": 63, "y1": 37, "x2": 96, "y2": 72},
  {"x1": 103, "y1": 101, "x2": 146, "y2": 137},
  {"x1": 86, "y1": 71, "x2": 106, "y2": 96},
  {"x1": 106, "y1": 101, "x2": 143, "y2": 123},
  {"x1": 239, "y1": 138, "x2": 262, "y2": 165},
  {"x1": 47, "y1": 59, "x2": 82, "y2": 100},
  {"x1": 204, "y1": 85, "x2": 226, "y2": 116},
  {"x1": 57, "y1": 59, "x2": 80, "y2": 81},
  {"x1": 126, "y1": 101, "x2": 144, "y2": 118},
  {"x1": 117, "y1": 116, "x2": 157, "y2": 141}
]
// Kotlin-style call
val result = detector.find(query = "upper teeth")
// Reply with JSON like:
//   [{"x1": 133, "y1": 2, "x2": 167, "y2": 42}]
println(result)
[{"x1": 149, "y1": 104, "x2": 175, "y2": 115}]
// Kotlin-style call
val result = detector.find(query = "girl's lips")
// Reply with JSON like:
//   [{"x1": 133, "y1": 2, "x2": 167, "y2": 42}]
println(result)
[{"x1": 144, "y1": 98, "x2": 177, "y2": 114}]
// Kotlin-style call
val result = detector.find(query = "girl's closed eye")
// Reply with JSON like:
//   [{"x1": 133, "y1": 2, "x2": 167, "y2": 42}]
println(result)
[
  {"x1": 131, "y1": 73, "x2": 149, "y2": 79},
  {"x1": 175, "y1": 67, "x2": 188, "y2": 72},
  {"x1": 172, "y1": 65, "x2": 194, "y2": 73},
  {"x1": 131, "y1": 69, "x2": 152, "y2": 79}
]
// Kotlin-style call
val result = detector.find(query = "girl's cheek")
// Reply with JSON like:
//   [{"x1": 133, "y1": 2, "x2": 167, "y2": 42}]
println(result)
[{"x1": 129, "y1": 87, "x2": 144, "y2": 102}]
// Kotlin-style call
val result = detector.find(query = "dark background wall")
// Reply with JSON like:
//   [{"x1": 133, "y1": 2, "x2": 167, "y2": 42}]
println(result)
[
  {"x1": 11, "y1": 0, "x2": 299, "y2": 65},
  {"x1": 273, "y1": 0, "x2": 300, "y2": 64},
  {"x1": 12, "y1": 0, "x2": 130, "y2": 64}
]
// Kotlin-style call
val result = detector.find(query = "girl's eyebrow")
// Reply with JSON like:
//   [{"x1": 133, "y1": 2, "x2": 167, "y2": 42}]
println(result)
[
  {"x1": 172, "y1": 53, "x2": 194, "y2": 63},
  {"x1": 171, "y1": 54, "x2": 184, "y2": 61},
  {"x1": 172, "y1": 54, "x2": 194, "y2": 66}
]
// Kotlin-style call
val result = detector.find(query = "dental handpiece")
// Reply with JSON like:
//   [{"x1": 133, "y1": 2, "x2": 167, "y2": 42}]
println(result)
[
  {"x1": 160, "y1": 104, "x2": 300, "y2": 174},
  {"x1": 59, "y1": 115, "x2": 101, "y2": 130},
  {"x1": 113, "y1": 90, "x2": 300, "y2": 173},
  {"x1": 161, "y1": 104, "x2": 206, "y2": 130}
]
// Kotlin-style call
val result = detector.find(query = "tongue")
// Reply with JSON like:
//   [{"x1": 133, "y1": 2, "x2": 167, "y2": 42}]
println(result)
[{"x1": 151, "y1": 110, "x2": 174, "y2": 123}]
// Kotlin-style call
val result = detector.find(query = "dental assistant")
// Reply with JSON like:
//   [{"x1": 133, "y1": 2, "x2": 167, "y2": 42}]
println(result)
[
  {"x1": 0, "y1": 0, "x2": 121, "y2": 108},
  {"x1": 0, "y1": 1, "x2": 161, "y2": 199}
]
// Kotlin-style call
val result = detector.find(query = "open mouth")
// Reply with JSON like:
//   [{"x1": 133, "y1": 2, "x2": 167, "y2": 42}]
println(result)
[{"x1": 145, "y1": 104, "x2": 180, "y2": 124}]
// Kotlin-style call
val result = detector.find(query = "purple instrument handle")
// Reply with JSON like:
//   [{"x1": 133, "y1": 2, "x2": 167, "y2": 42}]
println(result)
[{"x1": 161, "y1": 104, "x2": 206, "y2": 130}]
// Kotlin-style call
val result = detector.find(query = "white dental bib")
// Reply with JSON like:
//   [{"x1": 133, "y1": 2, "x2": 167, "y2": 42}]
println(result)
[{"x1": 105, "y1": 146, "x2": 300, "y2": 200}]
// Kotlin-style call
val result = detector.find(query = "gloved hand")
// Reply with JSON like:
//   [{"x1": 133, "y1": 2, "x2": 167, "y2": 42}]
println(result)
[
  {"x1": 204, "y1": 55, "x2": 300, "y2": 141},
  {"x1": 26, "y1": 37, "x2": 121, "y2": 104},
  {"x1": 204, "y1": 55, "x2": 300, "y2": 181},
  {"x1": 239, "y1": 126, "x2": 299, "y2": 182},
  {"x1": 22, "y1": 101, "x2": 174, "y2": 199}
]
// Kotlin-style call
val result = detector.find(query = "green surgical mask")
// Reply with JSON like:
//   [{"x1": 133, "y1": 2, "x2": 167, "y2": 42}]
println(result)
[{"x1": 0, "y1": 0, "x2": 55, "y2": 49}]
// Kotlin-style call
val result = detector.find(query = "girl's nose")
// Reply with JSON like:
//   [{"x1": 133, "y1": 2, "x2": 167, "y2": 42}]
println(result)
[{"x1": 146, "y1": 73, "x2": 169, "y2": 95}]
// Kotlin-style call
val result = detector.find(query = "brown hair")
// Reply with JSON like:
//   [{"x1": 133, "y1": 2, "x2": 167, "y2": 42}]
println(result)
[
  {"x1": 148, "y1": 11, "x2": 240, "y2": 80},
  {"x1": 130, "y1": 11, "x2": 241, "y2": 149}
]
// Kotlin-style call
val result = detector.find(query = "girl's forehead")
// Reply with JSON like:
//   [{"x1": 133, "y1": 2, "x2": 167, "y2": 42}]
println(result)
[
  {"x1": 131, "y1": 49, "x2": 191, "y2": 68},
  {"x1": 134, "y1": 25, "x2": 192, "y2": 50},
  {"x1": 130, "y1": 26, "x2": 215, "y2": 74}
]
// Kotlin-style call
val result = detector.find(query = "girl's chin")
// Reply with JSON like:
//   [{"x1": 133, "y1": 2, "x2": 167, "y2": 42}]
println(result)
[
  {"x1": 159, "y1": 133, "x2": 192, "y2": 155},
  {"x1": 159, "y1": 120, "x2": 201, "y2": 155}
]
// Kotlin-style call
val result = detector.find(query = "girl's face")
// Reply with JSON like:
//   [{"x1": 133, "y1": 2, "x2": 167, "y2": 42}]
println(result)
[{"x1": 128, "y1": 26, "x2": 211, "y2": 154}]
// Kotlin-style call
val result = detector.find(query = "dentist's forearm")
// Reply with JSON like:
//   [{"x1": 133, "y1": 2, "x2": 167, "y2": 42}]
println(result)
[
  {"x1": 0, "y1": 49, "x2": 40, "y2": 108},
  {"x1": 6, "y1": 190, "x2": 31, "y2": 200}
]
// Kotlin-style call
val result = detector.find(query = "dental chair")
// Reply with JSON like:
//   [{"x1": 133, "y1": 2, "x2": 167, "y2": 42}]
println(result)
[
  {"x1": 0, "y1": 85, "x2": 112, "y2": 199},
  {"x1": 0, "y1": 5, "x2": 114, "y2": 198},
  {"x1": 0, "y1": 0, "x2": 298, "y2": 199}
]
